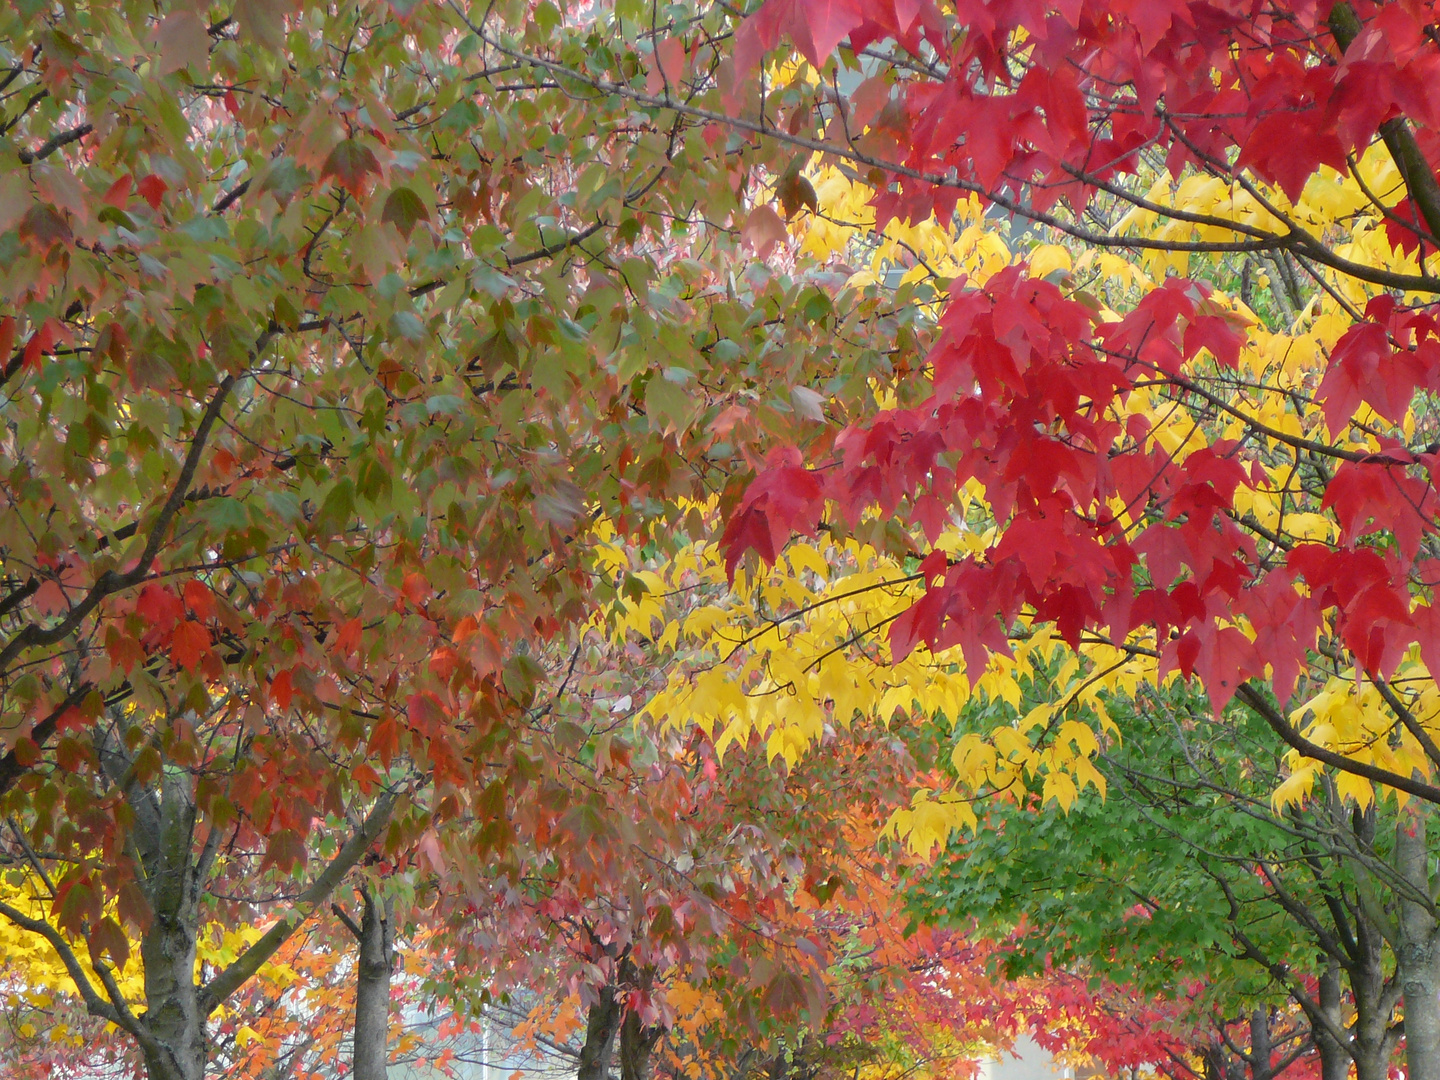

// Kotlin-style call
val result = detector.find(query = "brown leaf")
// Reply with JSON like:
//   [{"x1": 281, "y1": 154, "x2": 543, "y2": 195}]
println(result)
[
  {"x1": 155, "y1": 11, "x2": 209, "y2": 75},
  {"x1": 18, "y1": 204, "x2": 72, "y2": 249},
  {"x1": 235, "y1": 0, "x2": 294, "y2": 51},
  {"x1": 741, "y1": 204, "x2": 788, "y2": 259},
  {"x1": 381, "y1": 185, "x2": 429, "y2": 237},
  {"x1": 776, "y1": 164, "x2": 818, "y2": 220}
]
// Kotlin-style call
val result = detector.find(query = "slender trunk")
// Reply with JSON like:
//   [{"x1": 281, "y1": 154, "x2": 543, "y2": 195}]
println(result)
[
  {"x1": 1348, "y1": 867, "x2": 1403, "y2": 1080},
  {"x1": 92, "y1": 724, "x2": 396, "y2": 1080},
  {"x1": 354, "y1": 886, "x2": 395, "y2": 1080},
  {"x1": 618, "y1": 1007, "x2": 662, "y2": 1080},
  {"x1": 1397, "y1": 809, "x2": 1440, "y2": 1080},
  {"x1": 577, "y1": 989, "x2": 621, "y2": 1080},
  {"x1": 1314, "y1": 962, "x2": 1349, "y2": 1080},
  {"x1": 1249, "y1": 1009, "x2": 1273, "y2": 1080},
  {"x1": 138, "y1": 773, "x2": 206, "y2": 1080}
]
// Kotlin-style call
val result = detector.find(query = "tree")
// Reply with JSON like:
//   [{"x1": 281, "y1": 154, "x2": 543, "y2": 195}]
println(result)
[
  {"x1": 0, "y1": 1, "x2": 927, "y2": 1076},
  {"x1": 910, "y1": 673, "x2": 1437, "y2": 1080}
]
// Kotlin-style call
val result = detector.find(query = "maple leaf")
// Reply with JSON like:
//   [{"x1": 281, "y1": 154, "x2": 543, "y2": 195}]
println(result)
[
  {"x1": 1322, "y1": 461, "x2": 1432, "y2": 562},
  {"x1": 1191, "y1": 624, "x2": 1262, "y2": 714},
  {"x1": 380, "y1": 186, "x2": 429, "y2": 236},
  {"x1": 136, "y1": 174, "x2": 168, "y2": 209},
  {"x1": 735, "y1": 0, "x2": 865, "y2": 73},
  {"x1": 321, "y1": 139, "x2": 381, "y2": 197},
  {"x1": 170, "y1": 620, "x2": 211, "y2": 673},
  {"x1": 741, "y1": 204, "x2": 790, "y2": 259},
  {"x1": 155, "y1": 11, "x2": 210, "y2": 75}
]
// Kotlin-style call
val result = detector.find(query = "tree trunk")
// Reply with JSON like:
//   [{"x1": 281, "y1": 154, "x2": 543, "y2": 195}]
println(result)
[
  {"x1": 618, "y1": 1006, "x2": 662, "y2": 1080},
  {"x1": 1397, "y1": 809, "x2": 1440, "y2": 1080},
  {"x1": 137, "y1": 770, "x2": 206, "y2": 1080},
  {"x1": 1314, "y1": 962, "x2": 1349, "y2": 1080},
  {"x1": 1248, "y1": 1009, "x2": 1274, "y2": 1080},
  {"x1": 354, "y1": 886, "x2": 395, "y2": 1080},
  {"x1": 577, "y1": 988, "x2": 621, "y2": 1080}
]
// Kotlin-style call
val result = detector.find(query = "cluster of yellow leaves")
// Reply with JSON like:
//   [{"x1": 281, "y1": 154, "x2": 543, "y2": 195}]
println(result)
[
  {"x1": 1111, "y1": 143, "x2": 1427, "y2": 310},
  {"x1": 594, "y1": 517, "x2": 1145, "y2": 854},
  {"x1": 798, "y1": 168, "x2": 1016, "y2": 291},
  {"x1": 0, "y1": 879, "x2": 144, "y2": 1047},
  {"x1": 1273, "y1": 649, "x2": 1440, "y2": 813}
]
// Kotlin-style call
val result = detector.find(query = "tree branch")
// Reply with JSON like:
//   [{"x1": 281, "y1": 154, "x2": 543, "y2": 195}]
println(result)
[
  {"x1": 1329, "y1": 3, "x2": 1440, "y2": 247},
  {"x1": 1238, "y1": 682, "x2": 1440, "y2": 805},
  {"x1": 0, "y1": 368, "x2": 241, "y2": 674},
  {"x1": 0, "y1": 898, "x2": 125, "y2": 1030},
  {"x1": 454, "y1": 7, "x2": 1440, "y2": 295},
  {"x1": 16, "y1": 122, "x2": 92, "y2": 164},
  {"x1": 198, "y1": 789, "x2": 398, "y2": 1014},
  {"x1": 331, "y1": 901, "x2": 364, "y2": 941},
  {"x1": 0, "y1": 681, "x2": 93, "y2": 798}
]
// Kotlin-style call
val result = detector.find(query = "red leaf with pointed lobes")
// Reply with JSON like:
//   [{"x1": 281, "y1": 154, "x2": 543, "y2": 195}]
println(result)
[
  {"x1": 1315, "y1": 319, "x2": 1417, "y2": 431},
  {"x1": 796, "y1": 0, "x2": 867, "y2": 66},
  {"x1": 136, "y1": 173, "x2": 168, "y2": 209},
  {"x1": 1183, "y1": 312, "x2": 1246, "y2": 369},
  {"x1": 22, "y1": 317, "x2": 58, "y2": 370},
  {"x1": 407, "y1": 691, "x2": 448, "y2": 734},
  {"x1": 1192, "y1": 623, "x2": 1263, "y2": 714},
  {"x1": 182, "y1": 579, "x2": 215, "y2": 621},
  {"x1": 721, "y1": 448, "x2": 825, "y2": 580},
  {"x1": 170, "y1": 619, "x2": 211, "y2": 673},
  {"x1": 101, "y1": 174, "x2": 132, "y2": 207},
  {"x1": 734, "y1": 0, "x2": 865, "y2": 74},
  {"x1": 1322, "y1": 461, "x2": 1433, "y2": 562},
  {"x1": 401, "y1": 571, "x2": 433, "y2": 606},
  {"x1": 368, "y1": 715, "x2": 398, "y2": 769},
  {"x1": 135, "y1": 582, "x2": 184, "y2": 632},
  {"x1": 1235, "y1": 573, "x2": 1322, "y2": 704},
  {"x1": 334, "y1": 616, "x2": 363, "y2": 657},
  {"x1": 269, "y1": 668, "x2": 294, "y2": 711}
]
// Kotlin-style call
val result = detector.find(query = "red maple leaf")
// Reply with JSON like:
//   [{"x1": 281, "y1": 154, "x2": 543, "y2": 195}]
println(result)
[
  {"x1": 170, "y1": 619, "x2": 211, "y2": 673},
  {"x1": 321, "y1": 139, "x2": 381, "y2": 197}
]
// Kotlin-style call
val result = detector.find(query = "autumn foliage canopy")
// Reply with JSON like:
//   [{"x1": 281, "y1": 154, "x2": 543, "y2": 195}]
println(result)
[{"x1": 3, "y1": 0, "x2": 1440, "y2": 1078}]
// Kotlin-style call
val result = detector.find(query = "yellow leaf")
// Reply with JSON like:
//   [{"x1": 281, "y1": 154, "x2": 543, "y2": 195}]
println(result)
[{"x1": 1027, "y1": 244, "x2": 1072, "y2": 279}]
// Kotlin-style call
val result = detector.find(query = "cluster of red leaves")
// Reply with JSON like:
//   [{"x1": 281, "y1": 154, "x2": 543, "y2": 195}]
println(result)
[
  {"x1": 723, "y1": 0, "x2": 1440, "y2": 715},
  {"x1": 725, "y1": 265, "x2": 1440, "y2": 710}
]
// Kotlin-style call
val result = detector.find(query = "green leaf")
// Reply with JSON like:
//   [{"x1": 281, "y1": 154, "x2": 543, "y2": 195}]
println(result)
[
  {"x1": 381, "y1": 186, "x2": 429, "y2": 237},
  {"x1": 644, "y1": 374, "x2": 699, "y2": 434}
]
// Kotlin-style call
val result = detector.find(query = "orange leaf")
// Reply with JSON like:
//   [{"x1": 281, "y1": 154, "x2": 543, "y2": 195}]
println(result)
[
  {"x1": 183, "y1": 580, "x2": 216, "y2": 621},
  {"x1": 270, "y1": 668, "x2": 294, "y2": 710},
  {"x1": 171, "y1": 619, "x2": 211, "y2": 672},
  {"x1": 137, "y1": 174, "x2": 168, "y2": 209}
]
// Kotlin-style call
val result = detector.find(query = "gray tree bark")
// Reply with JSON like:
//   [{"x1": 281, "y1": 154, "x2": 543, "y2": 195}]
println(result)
[
  {"x1": 618, "y1": 1005, "x2": 662, "y2": 1080},
  {"x1": 136, "y1": 769, "x2": 207, "y2": 1080},
  {"x1": 577, "y1": 988, "x2": 622, "y2": 1080},
  {"x1": 1314, "y1": 962, "x2": 1349, "y2": 1080},
  {"x1": 353, "y1": 886, "x2": 396, "y2": 1080},
  {"x1": 1396, "y1": 809, "x2": 1440, "y2": 1080},
  {"x1": 1350, "y1": 896, "x2": 1401, "y2": 1080},
  {"x1": 81, "y1": 720, "x2": 399, "y2": 1080}
]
